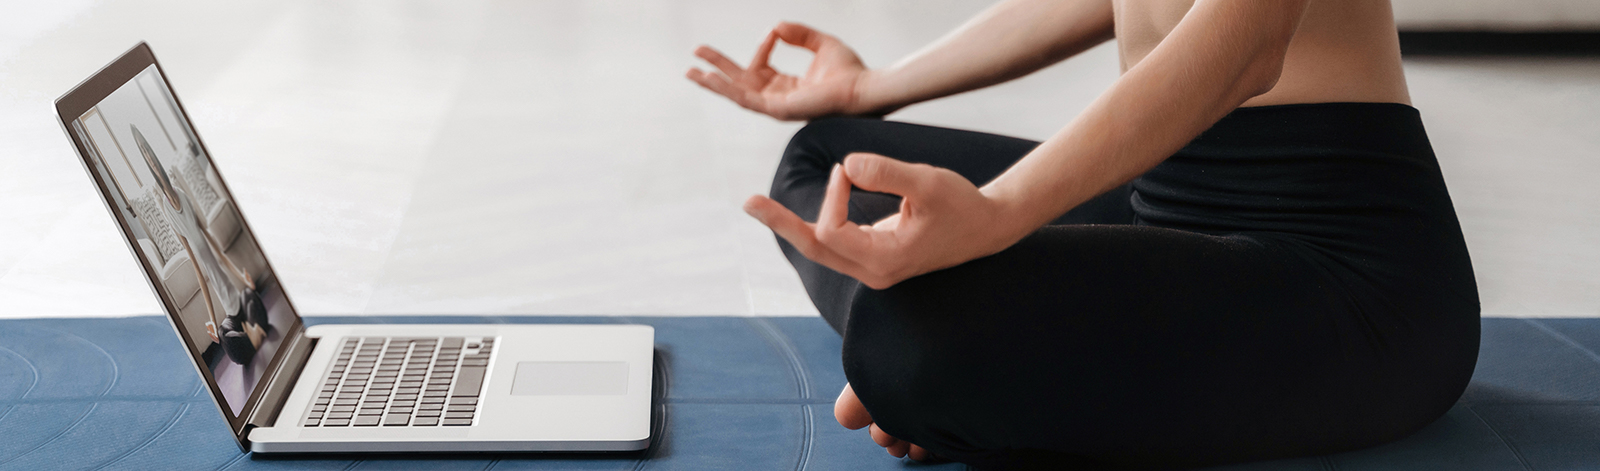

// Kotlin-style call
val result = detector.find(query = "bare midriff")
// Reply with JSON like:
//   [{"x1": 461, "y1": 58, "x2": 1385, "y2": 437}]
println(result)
[{"x1": 1114, "y1": 0, "x2": 1411, "y2": 107}]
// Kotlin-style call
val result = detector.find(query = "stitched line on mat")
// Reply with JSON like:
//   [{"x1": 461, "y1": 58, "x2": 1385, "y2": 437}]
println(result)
[
  {"x1": 92, "y1": 402, "x2": 191, "y2": 470},
  {"x1": 213, "y1": 450, "x2": 248, "y2": 471},
  {"x1": 1465, "y1": 404, "x2": 1533, "y2": 471},
  {"x1": 748, "y1": 317, "x2": 812, "y2": 400},
  {"x1": 0, "y1": 403, "x2": 98, "y2": 466},
  {"x1": 666, "y1": 397, "x2": 834, "y2": 404},
  {"x1": 633, "y1": 402, "x2": 669, "y2": 471},
  {"x1": 30, "y1": 324, "x2": 121, "y2": 398},
  {"x1": 797, "y1": 403, "x2": 814, "y2": 471},
  {"x1": 1522, "y1": 318, "x2": 1600, "y2": 366},
  {"x1": 0, "y1": 345, "x2": 39, "y2": 400}
]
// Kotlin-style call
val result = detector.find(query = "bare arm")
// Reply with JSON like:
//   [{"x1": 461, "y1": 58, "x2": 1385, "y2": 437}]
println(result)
[
  {"x1": 687, "y1": 0, "x2": 1113, "y2": 120},
  {"x1": 855, "y1": 0, "x2": 1114, "y2": 114},
  {"x1": 743, "y1": 0, "x2": 1312, "y2": 289},
  {"x1": 981, "y1": 0, "x2": 1309, "y2": 240}
]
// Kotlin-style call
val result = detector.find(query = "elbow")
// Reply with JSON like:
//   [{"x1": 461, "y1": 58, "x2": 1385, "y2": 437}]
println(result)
[
  {"x1": 1222, "y1": 34, "x2": 1291, "y2": 103},
  {"x1": 1238, "y1": 53, "x2": 1285, "y2": 99},
  {"x1": 1235, "y1": 21, "x2": 1297, "y2": 101}
]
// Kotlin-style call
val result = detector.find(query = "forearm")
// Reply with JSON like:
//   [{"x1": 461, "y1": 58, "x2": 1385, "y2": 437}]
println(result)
[
  {"x1": 979, "y1": 0, "x2": 1309, "y2": 242},
  {"x1": 851, "y1": 0, "x2": 1114, "y2": 114}
]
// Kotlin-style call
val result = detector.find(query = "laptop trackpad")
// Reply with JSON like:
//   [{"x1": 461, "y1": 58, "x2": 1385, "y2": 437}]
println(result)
[{"x1": 511, "y1": 361, "x2": 629, "y2": 396}]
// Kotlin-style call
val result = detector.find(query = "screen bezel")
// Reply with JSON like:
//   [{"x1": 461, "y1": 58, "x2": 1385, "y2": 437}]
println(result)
[{"x1": 53, "y1": 42, "x2": 305, "y2": 447}]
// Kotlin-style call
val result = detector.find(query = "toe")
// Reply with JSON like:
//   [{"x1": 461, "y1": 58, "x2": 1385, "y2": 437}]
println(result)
[
  {"x1": 835, "y1": 384, "x2": 873, "y2": 429},
  {"x1": 908, "y1": 444, "x2": 930, "y2": 462},
  {"x1": 887, "y1": 441, "x2": 909, "y2": 458}
]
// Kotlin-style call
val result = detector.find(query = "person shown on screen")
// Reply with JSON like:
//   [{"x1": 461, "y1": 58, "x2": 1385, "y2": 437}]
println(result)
[
  {"x1": 690, "y1": 0, "x2": 1477, "y2": 468},
  {"x1": 132, "y1": 124, "x2": 268, "y2": 365}
]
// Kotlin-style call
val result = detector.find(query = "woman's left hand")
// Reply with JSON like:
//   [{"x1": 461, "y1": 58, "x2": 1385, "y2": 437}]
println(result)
[{"x1": 743, "y1": 153, "x2": 1018, "y2": 290}]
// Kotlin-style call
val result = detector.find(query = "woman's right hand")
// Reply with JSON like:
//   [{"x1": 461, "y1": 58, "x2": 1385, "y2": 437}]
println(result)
[{"x1": 687, "y1": 22, "x2": 877, "y2": 121}]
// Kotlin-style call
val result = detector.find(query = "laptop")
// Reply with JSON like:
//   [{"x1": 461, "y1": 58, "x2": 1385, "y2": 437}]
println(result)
[{"x1": 53, "y1": 43, "x2": 655, "y2": 454}]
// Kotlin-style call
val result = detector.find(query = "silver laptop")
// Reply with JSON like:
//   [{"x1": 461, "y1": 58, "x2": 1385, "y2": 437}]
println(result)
[{"x1": 54, "y1": 43, "x2": 654, "y2": 454}]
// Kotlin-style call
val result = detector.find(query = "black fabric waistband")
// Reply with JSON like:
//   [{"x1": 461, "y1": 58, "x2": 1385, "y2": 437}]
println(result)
[
  {"x1": 1132, "y1": 101, "x2": 1451, "y2": 237},
  {"x1": 1192, "y1": 102, "x2": 1433, "y2": 160}
]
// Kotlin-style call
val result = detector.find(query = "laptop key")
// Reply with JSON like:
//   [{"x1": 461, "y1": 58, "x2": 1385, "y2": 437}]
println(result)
[
  {"x1": 354, "y1": 416, "x2": 380, "y2": 426},
  {"x1": 444, "y1": 411, "x2": 474, "y2": 419},
  {"x1": 413, "y1": 417, "x2": 439, "y2": 426},
  {"x1": 447, "y1": 404, "x2": 476, "y2": 412},
  {"x1": 417, "y1": 409, "x2": 441, "y2": 417},
  {"x1": 326, "y1": 411, "x2": 353, "y2": 419},
  {"x1": 303, "y1": 418, "x2": 319, "y2": 426},
  {"x1": 323, "y1": 419, "x2": 350, "y2": 426},
  {"x1": 453, "y1": 366, "x2": 487, "y2": 397},
  {"x1": 449, "y1": 397, "x2": 478, "y2": 405},
  {"x1": 383, "y1": 414, "x2": 409, "y2": 426},
  {"x1": 443, "y1": 418, "x2": 473, "y2": 426}
]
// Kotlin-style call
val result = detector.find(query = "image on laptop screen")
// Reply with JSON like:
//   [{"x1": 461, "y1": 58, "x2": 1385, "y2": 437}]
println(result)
[{"x1": 68, "y1": 64, "x2": 292, "y2": 415}]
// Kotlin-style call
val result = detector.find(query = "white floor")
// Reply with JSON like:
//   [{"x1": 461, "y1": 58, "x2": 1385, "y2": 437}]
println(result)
[{"x1": 2, "y1": 1, "x2": 1596, "y2": 319}]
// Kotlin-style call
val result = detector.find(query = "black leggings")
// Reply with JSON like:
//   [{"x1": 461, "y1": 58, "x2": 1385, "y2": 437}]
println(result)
[{"x1": 768, "y1": 103, "x2": 1480, "y2": 469}]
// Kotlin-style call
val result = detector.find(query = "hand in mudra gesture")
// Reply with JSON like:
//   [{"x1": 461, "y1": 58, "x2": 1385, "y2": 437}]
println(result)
[
  {"x1": 744, "y1": 152, "x2": 1017, "y2": 290},
  {"x1": 687, "y1": 22, "x2": 872, "y2": 120}
]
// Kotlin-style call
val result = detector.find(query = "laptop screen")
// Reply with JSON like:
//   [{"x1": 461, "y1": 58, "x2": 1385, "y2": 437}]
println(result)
[{"x1": 62, "y1": 54, "x2": 296, "y2": 419}]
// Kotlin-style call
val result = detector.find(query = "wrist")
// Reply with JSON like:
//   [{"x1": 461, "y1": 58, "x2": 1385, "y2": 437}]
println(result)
[
  {"x1": 846, "y1": 70, "x2": 902, "y2": 117},
  {"x1": 979, "y1": 184, "x2": 1042, "y2": 248}
]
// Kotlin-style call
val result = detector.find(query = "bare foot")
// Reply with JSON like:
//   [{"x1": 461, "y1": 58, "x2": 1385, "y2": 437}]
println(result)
[{"x1": 835, "y1": 383, "x2": 939, "y2": 461}]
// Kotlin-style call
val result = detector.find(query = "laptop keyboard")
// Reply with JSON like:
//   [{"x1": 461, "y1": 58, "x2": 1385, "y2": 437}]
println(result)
[{"x1": 301, "y1": 336, "x2": 495, "y2": 427}]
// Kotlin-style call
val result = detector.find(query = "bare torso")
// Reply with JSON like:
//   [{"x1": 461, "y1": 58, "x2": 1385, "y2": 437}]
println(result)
[{"x1": 1114, "y1": 0, "x2": 1411, "y2": 106}]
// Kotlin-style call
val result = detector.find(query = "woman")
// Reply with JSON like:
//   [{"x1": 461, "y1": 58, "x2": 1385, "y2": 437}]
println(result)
[
  {"x1": 687, "y1": 0, "x2": 1478, "y2": 468},
  {"x1": 133, "y1": 124, "x2": 268, "y2": 365}
]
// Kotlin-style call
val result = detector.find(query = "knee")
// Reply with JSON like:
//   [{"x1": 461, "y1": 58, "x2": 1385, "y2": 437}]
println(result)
[
  {"x1": 837, "y1": 287, "x2": 958, "y2": 438},
  {"x1": 770, "y1": 118, "x2": 871, "y2": 195}
]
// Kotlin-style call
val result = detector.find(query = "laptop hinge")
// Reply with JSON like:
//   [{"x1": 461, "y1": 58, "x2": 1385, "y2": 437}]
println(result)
[{"x1": 245, "y1": 326, "x2": 316, "y2": 429}]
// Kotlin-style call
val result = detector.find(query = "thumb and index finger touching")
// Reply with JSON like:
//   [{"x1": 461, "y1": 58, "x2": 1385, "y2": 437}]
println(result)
[
  {"x1": 691, "y1": 22, "x2": 830, "y2": 76},
  {"x1": 771, "y1": 21, "x2": 832, "y2": 52}
]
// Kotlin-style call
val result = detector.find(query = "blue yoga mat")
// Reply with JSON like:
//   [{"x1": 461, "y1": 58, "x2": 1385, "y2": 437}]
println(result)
[{"x1": 1, "y1": 316, "x2": 1596, "y2": 470}]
